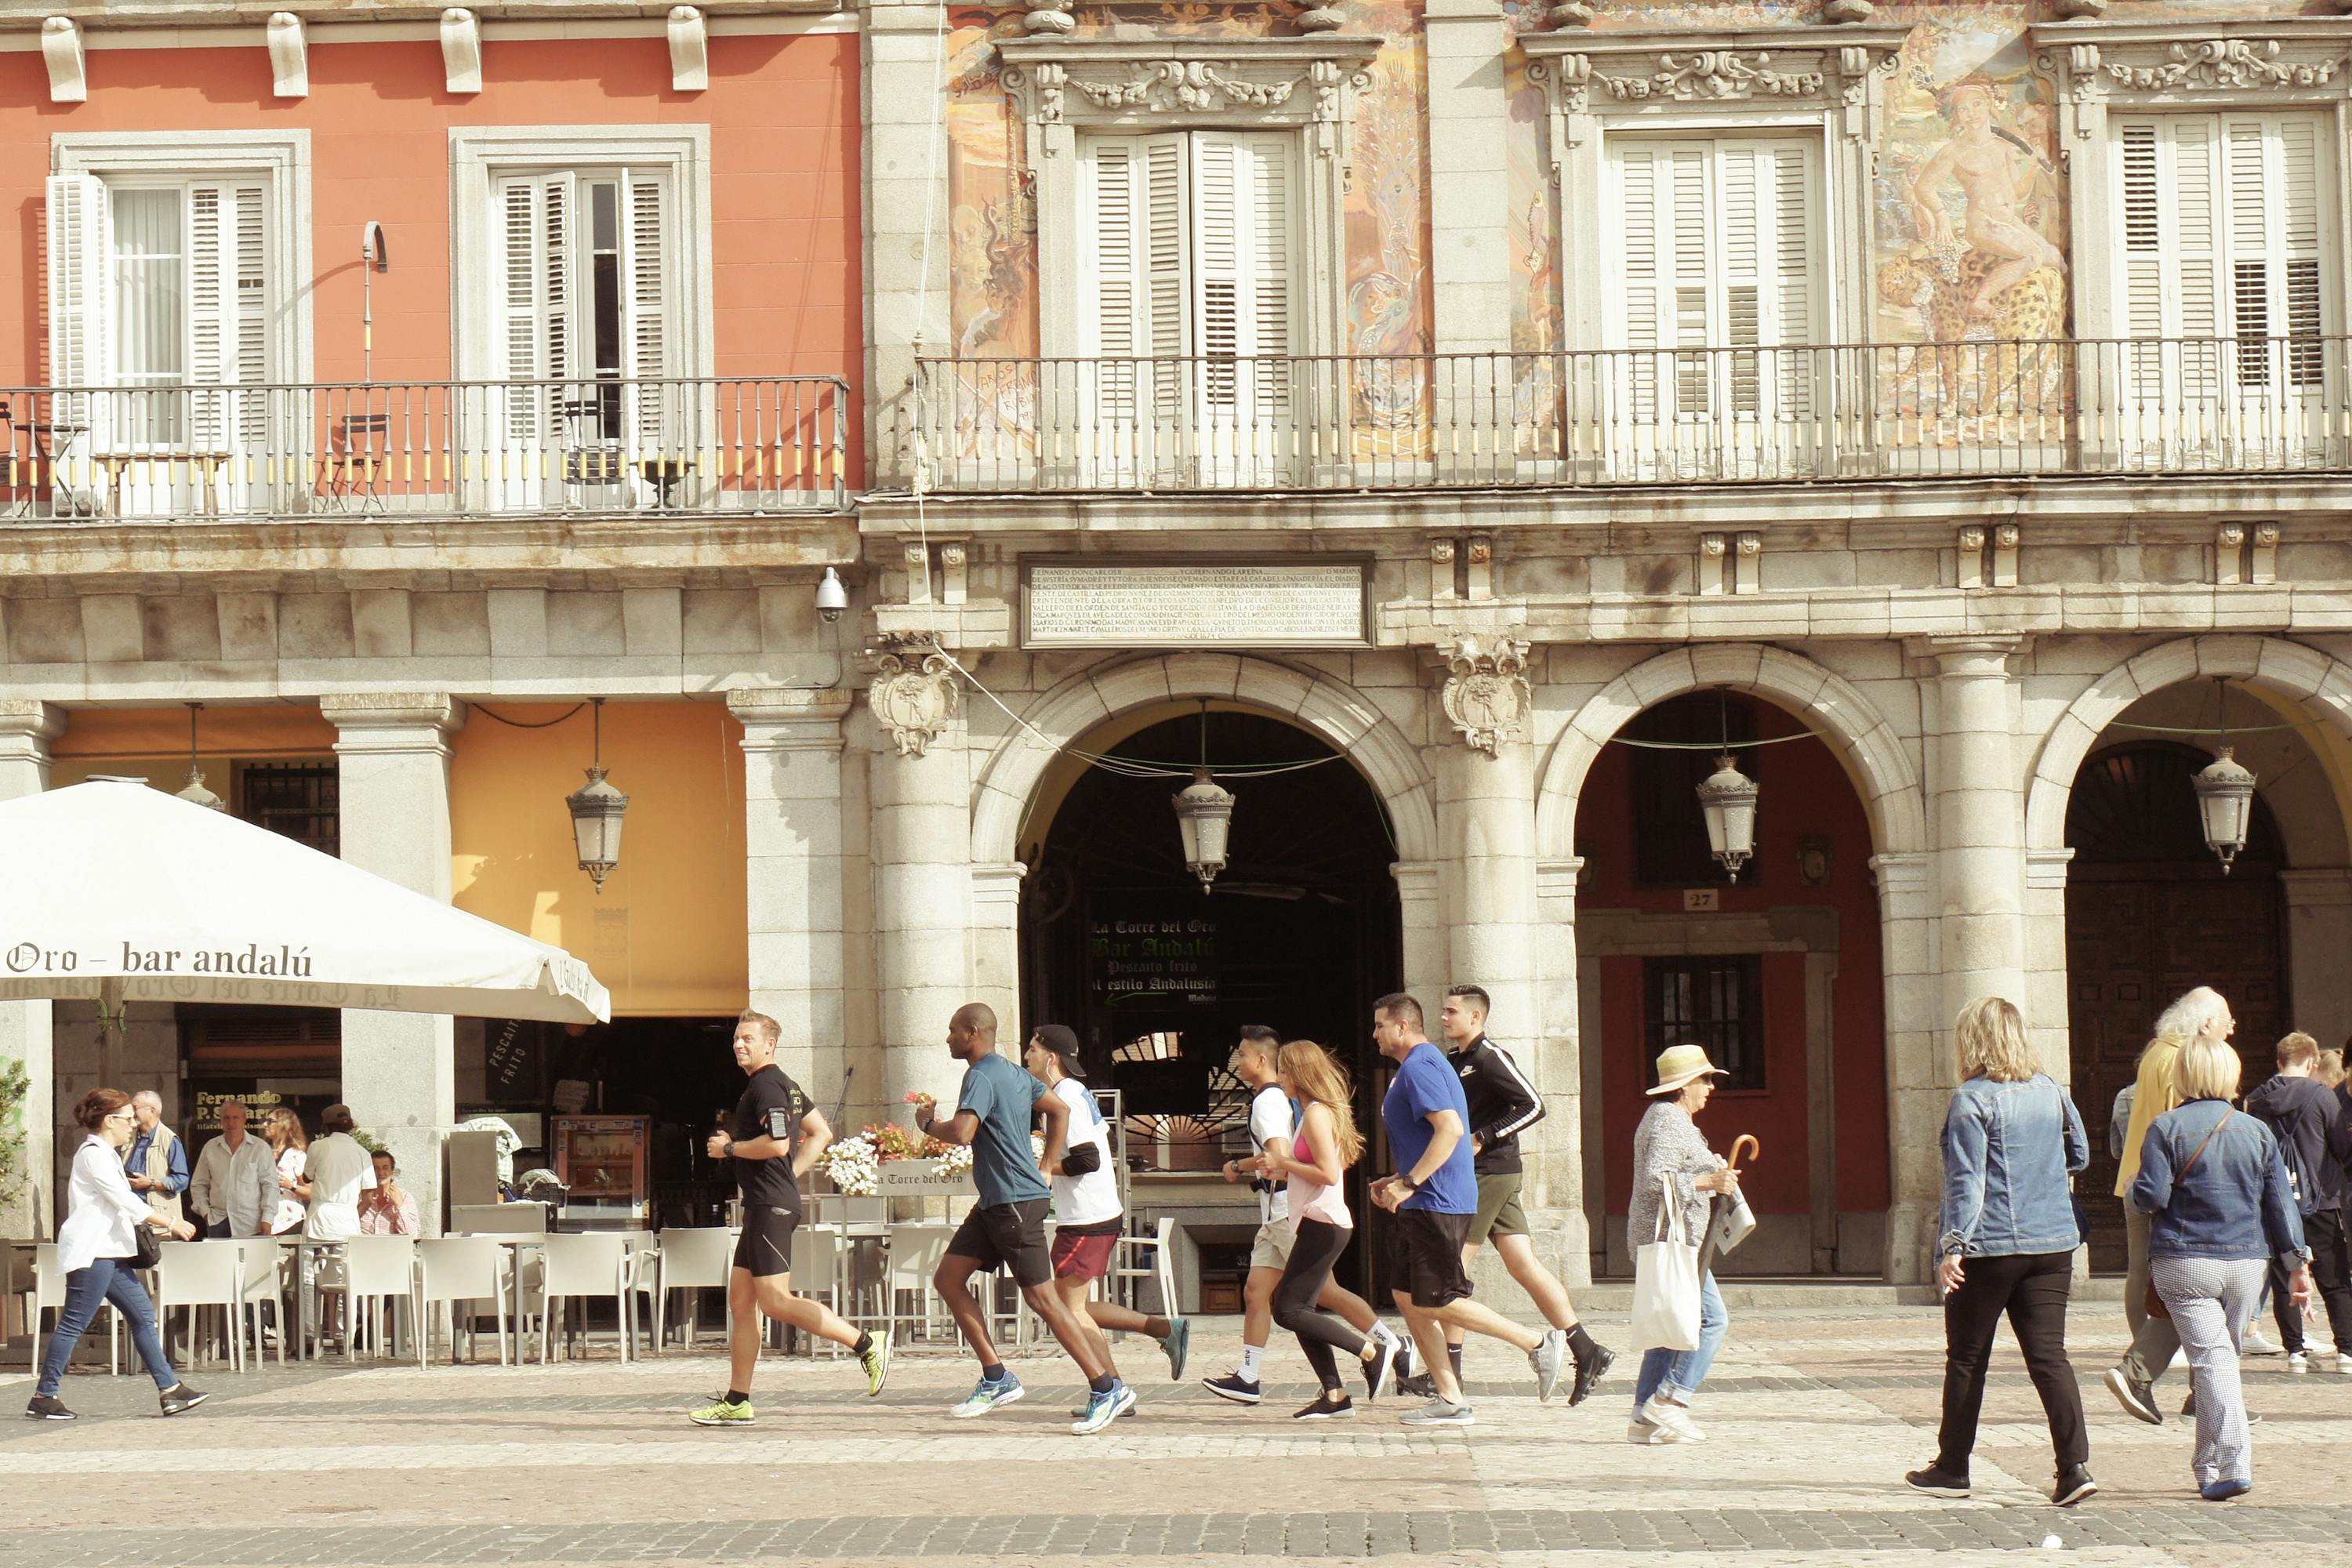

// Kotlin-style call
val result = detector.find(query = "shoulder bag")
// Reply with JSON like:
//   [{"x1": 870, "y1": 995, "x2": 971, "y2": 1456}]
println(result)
[
  {"x1": 2144, "y1": 1108, "x2": 2232, "y2": 1322},
  {"x1": 131, "y1": 1219, "x2": 164, "y2": 1270},
  {"x1": 1631, "y1": 1174, "x2": 1702, "y2": 1352}
]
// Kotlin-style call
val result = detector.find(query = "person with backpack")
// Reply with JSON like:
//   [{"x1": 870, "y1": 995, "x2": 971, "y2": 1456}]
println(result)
[
  {"x1": 2245, "y1": 1031, "x2": 2352, "y2": 1372},
  {"x1": 1022, "y1": 1025, "x2": 1190, "y2": 1408},
  {"x1": 1203, "y1": 1026, "x2": 1406, "y2": 1403}
]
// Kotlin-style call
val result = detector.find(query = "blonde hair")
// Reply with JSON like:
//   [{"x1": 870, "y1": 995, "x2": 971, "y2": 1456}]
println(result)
[
  {"x1": 1276, "y1": 1040, "x2": 1364, "y2": 1167},
  {"x1": 2174, "y1": 1037, "x2": 2244, "y2": 1102},
  {"x1": 1955, "y1": 996, "x2": 2038, "y2": 1083},
  {"x1": 2318, "y1": 1049, "x2": 2347, "y2": 1089},
  {"x1": 2278, "y1": 1032, "x2": 2320, "y2": 1071},
  {"x1": 263, "y1": 1105, "x2": 307, "y2": 1152}
]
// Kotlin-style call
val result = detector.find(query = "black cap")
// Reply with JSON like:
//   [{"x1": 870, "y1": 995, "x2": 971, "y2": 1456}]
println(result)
[{"x1": 1032, "y1": 1024, "x2": 1084, "y2": 1078}]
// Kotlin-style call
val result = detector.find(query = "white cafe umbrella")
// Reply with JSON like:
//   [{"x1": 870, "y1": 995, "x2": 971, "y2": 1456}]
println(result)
[{"x1": 0, "y1": 779, "x2": 611, "y2": 1035}]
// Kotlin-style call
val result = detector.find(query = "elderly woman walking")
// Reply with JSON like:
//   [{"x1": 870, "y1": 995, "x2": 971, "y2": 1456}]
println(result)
[
  {"x1": 1627, "y1": 1044, "x2": 1741, "y2": 1445},
  {"x1": 2130, "y1": 1036, "x2": 2314, "y2": 1501},
  {"x1": 1906, "y1": 998, "x2": 2095, "y2": 1506}
]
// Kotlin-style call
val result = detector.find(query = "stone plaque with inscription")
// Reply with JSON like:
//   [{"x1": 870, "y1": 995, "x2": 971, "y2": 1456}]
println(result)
[{"x1": 1022, "y1": 558, "x2": 1370, "y2": 648}]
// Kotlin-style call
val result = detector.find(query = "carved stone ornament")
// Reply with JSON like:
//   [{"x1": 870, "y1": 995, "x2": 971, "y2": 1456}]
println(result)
[
  {"x1": 1599, "y1": 50, "x2": 1825, "y2": 102},
  {"x1": 1440, "y1": 637, "x2": 1533, "y2": 757},
  {"x1": 1070, "y1": 60, "x2": 1303, "y2": 113},
  {"x1": 1001, "y1": 37, "x2": 1384, "y2": 147},
  {"x1": 868, "y1": 642, "x2": 964, "y2": 758},
  {"x1": 2107, "y1": 38, "x2": 2341, "y2": 91},
  {"x1": 2034, "y1": 25, "x2": 2352, "y2": 123}
]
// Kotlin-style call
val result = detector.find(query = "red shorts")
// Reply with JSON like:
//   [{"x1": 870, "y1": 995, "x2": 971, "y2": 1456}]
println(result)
[{"x1": 1050, "y1": 1222, "x2": 1121, "y2": 1282}]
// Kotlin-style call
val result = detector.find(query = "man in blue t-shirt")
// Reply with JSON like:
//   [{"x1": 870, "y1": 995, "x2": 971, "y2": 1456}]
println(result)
[
  {"x1": 1371, "y1": 992, "x2": 1566, "y2": 1425},
  {"x1": 911, "y1": 1002, "x2": 1131, "y2": 1434}
]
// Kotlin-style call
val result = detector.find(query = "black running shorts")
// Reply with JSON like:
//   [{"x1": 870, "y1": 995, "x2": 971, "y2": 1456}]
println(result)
[
  {"x1": 735, "y1": 1203, "x2": 800, "y2": 1279},
  {"x1": 946, "y1": 1198, "x2": 1054, "y2": 1288},
  {"x1": 1386, "y1": 1207, "x2": 1475, "y2": 1309}
]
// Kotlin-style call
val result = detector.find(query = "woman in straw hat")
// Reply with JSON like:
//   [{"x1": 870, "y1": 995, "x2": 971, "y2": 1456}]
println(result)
[
  {"x1": 1626, "y1": 1043, "x2": 1740, "y2": 1444},
  {"x1": 1904, "y1": 997, "x2": 2096, "y2": 1508}
]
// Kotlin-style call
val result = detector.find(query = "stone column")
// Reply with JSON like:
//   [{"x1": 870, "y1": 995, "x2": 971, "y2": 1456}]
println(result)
[
  {"x1": 863, "y1": 0, "x2": 954, "y2": 488},
  {"x1": 1928, "y1": 637, "x2": 2029, "y2": 1021},
  {"x1": 0, "y1": 701, "x2": 64, "y2": 1238},
  {"x1": 1872, "y1": 850, "x2": 1938, "y2": 1284},
  {"x1": 1424, "y1": 0, "x2": 1509, "y2": 474},
  {"x1": 970, "y1": 863, "x2": 1027, "y2": 1055},
  {"x1": 322, "y1": 693, "x2": 463, "y2": 1233},
  {"x1": 2024, "y1": 848, "x2": 2076, "y2": 1081},
  {"x1": 730, "y1": 690, "x2": 854, "y2": 1105},
  {"x1": 2283, "y1": 869, "x2": 2352, "y2": 1048},
  {"x1": 868, "y1": 644, "x2": 971, "y2": 1109},
  {"x1": 1534, "y1": 857, "x2": 1591, "y2": 1287}
]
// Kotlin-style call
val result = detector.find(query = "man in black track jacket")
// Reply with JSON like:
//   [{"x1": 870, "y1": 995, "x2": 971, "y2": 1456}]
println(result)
[{"x1": 1397, "y1": 984, "x2": 1615, "y2": 1406}]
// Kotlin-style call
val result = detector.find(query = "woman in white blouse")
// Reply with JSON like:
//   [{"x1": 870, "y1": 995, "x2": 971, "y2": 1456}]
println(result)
[
  {"x1": 27, "y1": 1087, "x2": 208, "y2": 1421},
  {"x1": 263, "y1": 1106, "x2": 309, "y2": 1235}
]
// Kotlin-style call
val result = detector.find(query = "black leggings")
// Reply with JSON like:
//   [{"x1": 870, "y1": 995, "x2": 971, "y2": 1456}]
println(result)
[{"x1": 1273, "y1": 1218, "x2": 1367, "y2": 1392}]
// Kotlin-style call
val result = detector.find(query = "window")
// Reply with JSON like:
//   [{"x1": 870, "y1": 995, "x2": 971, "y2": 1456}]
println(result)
[
  {"x1": 2116, "y1": 113, "x2": 2333, "y2": 430},
  {"x1": 238, "y1": 761, "x2": 338, "y2": 856},
  {"x1": 1079, "y1": 131, "x2": 1297, "y2": 478},
  {"x1": 1607, "y1": 137, "x2": 1820, "y2": 423},
  {"x1": 1627, "y1": 692, "x2": 1759, "y2": 888},
  {"x1": 1645, "y1": 955, "x2": 1766, "y2": 1092},
  {"x1": 493, "y1": 169, "x2": 672, "y2": 445}
]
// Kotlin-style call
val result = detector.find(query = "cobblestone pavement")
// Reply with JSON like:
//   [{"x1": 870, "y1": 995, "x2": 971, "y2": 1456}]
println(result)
[{"x1": 5, "y1": 1301, "x2": 2351, "y2": 1566}]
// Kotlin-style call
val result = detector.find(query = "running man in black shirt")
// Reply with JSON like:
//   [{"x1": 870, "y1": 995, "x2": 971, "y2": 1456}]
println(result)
[
  {"x1": 1403, "y1": 985, "x2": 1614, "y2": 1406},
  {"x1": 689, "y1": 1010, "x2": 891, "y2": 1425}
]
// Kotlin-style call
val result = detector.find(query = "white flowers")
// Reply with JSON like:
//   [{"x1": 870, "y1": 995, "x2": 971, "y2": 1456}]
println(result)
[
  {"x1": 936, "y1": 1142, "x2": 974, "y2": 1179},
  {"x1": 819, "y1": 1134, "x2": 881, "y2": 1196}
]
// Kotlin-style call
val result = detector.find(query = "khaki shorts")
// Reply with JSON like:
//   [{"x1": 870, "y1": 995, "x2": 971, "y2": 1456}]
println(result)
[
  {"x1": 1249, "y1": 1217, "x2": 1295, "y2": 1271},
  {"x1": 1467, "y1": 1172, "x2": 1527, "y2": 1247}
]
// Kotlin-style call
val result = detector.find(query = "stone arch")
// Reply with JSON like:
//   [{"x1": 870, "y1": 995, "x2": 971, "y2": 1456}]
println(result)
[
  {"x1": 2024, "y1": 636, "x2": 2352, "y2": 854},
  {"x1": 1534, "y1": 644, "x2": 1929, "y2": 860},
  {"x1": 971, "y1": 653, "x2": 1439, "y2": 866}
]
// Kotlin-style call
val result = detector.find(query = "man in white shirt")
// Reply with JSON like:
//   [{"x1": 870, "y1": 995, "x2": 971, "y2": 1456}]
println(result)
[
  {"x1": 188, "y1": 1100, "x2": 280, "y2": 1239},
  {"x1": 301, "y1": 1104, "x2": 378, "y2": 1240}
]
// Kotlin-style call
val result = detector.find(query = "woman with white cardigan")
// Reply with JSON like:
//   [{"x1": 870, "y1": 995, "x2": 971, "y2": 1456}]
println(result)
[{"x1": 26, "y1": 1087, "x2": 209, "y2": 1422}]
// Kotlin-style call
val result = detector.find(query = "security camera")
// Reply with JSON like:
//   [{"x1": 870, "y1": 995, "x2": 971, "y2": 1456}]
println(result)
[{"x1": 815, "y1": 567, "x2": 848, "y2": 625}]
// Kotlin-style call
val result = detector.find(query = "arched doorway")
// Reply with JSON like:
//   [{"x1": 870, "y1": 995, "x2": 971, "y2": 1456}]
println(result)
[
  {"x1": 1572, "y1": 691, "x2": 1889, "y2": 1277},
  {"x1": 2065, "y1": 739, "x2": 2288, "y2": 1270},
  {"x1": 1019, "y1": 705, "x2": 1402, "y2": 1295}
]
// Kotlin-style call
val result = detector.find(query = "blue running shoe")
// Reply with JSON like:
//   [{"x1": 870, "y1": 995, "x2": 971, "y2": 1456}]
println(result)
[
  {"x1": 950, "y1": 1373, "x2": 1025, "y2": 1419},
  {"x1": 1072, "y1": 1380, "x2": 1136, "y2": 1435}
]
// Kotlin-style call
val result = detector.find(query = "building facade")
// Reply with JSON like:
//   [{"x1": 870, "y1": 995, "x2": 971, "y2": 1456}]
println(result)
[{"x1": 6, "y1": 0, "x2": 2352, "y2": 1304}]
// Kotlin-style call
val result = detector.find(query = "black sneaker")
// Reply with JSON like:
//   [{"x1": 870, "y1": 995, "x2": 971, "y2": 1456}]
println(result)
[
  {"x1": 158, "y1": 1384, "x2": 209, "y2": 1417},
  {"x1": 1293, "y1": 1393, "x2": 1355, "y2": 1420},
  {"x1": 1395, "y1": 1370, "x2": 1439, "y2": 1400},
  {"x1": 24, "y1": 1395, "x2": 74, "y2": 1421},
  {"x1": 1201, "y1": 1371, "x2": 1262, "y2": 1405},
  {"x1": 1568, "y1": 1343, "x2": 1616, "y2": 1408},
  {"x1": 2104, "y1": 1367, "x2": 2161, "y2": 1425},
  {"x1": 2053, "y1": 1465, "x2": 2097, "y2": 1507},
  {"x1": 1363, "y1": 1343, "x2": 1394, "y2": 1402},
  {"x1": 1904, "y1": 1465, "x2": 1970, "y2": 1499}
]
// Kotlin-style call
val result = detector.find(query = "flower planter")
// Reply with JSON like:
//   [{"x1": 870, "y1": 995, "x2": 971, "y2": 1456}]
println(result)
[{"x1": 873, "y1": 1156, "x2": 974, "y2": 1197}]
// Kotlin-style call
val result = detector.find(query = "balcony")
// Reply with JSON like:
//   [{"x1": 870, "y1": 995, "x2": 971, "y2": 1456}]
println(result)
[
  {"x1": 913, "y1": 339, "x2": 2352, "y2": 493},
  {"x1": 0, "y1": 376, "x2": 851, "y2": 522}
]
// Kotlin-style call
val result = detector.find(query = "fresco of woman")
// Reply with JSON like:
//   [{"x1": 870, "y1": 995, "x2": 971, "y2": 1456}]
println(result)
[{"x1": 1907, "y1": 82, "x2": 2064, "y2": 321}]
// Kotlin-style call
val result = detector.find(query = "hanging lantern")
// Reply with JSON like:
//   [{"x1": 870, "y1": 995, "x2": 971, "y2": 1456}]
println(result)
[
  {"x1": 565, "y1": 698, "x2": 630, "y2": 894},
  {"x1": 1696, "y1": 753, "x2": 1759, "y2": 881},
  {"x1": 174, "y1": 702, "x2": 226, "y2": 812},
  {"x1": 1171, "y1": 768, "x2": 1236, "y2": 893},
  {"x1": 2191, "y1": 746, "x2": 2256, "y2": 874}
]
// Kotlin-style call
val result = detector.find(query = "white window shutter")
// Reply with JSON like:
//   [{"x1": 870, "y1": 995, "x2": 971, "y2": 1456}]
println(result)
[
  {"x1": 1189, "y1": 131, "x2": 1294, "y2": 416},
  {"x1": 495, "y1": 172, "x2": 575, "y2": 440},
  {"x1": 1080, "y1": 132, "x2": 1188, "y2": 441},
  {"x1": 45, "y1": 172, "x2": 113, "y2": 443},
  {"x1": 187, "y1": 183, "x2": 231, "y2": 447},
  {"x1": 621, "y1": 169, "x2": 670, "y2": 448},
  {"x1": 234, "y1": 184, "x2": 269, "y2": 441},
  {"x1": 2118, "y1": 119, "x2": 2171, "y2": 343},
  {"x1": 1610, "y1": 143, "x2": 1664, "y2": 417}
]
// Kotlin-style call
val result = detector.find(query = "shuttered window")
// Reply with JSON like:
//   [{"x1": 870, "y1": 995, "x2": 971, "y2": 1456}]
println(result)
[
  {"x1": 1606, "y1": 137, "x2": 1819, "y2": 419},
  {"x1": 2117, "y1": 112, "x2": 2332, "y2": 391},
  {"x1": 44, "y1": 172, "x2": 270, "y2": 449},
  {"x1": 491, "y1": 169, "x2": 673, "y2": 444}
]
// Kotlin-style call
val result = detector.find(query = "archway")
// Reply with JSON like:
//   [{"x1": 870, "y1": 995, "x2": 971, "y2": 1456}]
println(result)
[{"x1": 1018, "y1": 703, "x2": 1403, "y2": 1298}]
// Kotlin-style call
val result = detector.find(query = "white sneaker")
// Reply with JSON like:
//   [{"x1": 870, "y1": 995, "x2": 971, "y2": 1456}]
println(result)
[
  {"x1": 2338, "y1": 1353, "x2": 2352, "y2": 1376},
  {"x1": 2288, "y1": 1351, "x2": 2310, "y2": 1372},
  {"x1": 1639, "y1": 1392, "x2": 1703, "y2": 1440},
  {"x1": 1626, "y1": 1417, "x2": 1679, "y2": 1446},
  {"x1": 2243, "y1": 1327, "x2": 2282, "y2": 1356}
]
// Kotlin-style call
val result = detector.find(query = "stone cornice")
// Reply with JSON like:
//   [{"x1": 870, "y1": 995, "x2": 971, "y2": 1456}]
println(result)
[
  {"x1": 2031, "y1": 17, "x2": 2352, "y2": 110},
  {"x1": 0, "y1": 699, "x2": 67, "y2": 742},
  {"x1": 997, "y1": 34, "x2": 1383, "y2": 138},
  {"x1": 726, "y1": 686, "x2": 852, "y2": 746},
  {"x1": 318, "y1": 691, "x2": 464, "y2": 734},
  {"x1": 1519, "y1": 25, "x2": 1909, "y2": 114}
]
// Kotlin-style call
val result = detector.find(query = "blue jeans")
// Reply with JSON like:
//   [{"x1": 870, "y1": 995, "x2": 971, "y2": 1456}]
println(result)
[
  {"x1": 1633, "y1": 1269, "x2": 1726, "y2": 1410},
  {"x1": 36, "y1": 1256, "x2": 180, "y2": 1398}
]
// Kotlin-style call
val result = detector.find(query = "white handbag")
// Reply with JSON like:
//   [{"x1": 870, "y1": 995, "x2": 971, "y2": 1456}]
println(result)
[{"x1": 1630, "y1": 1173, "x2": 1702, "y2": 1353}]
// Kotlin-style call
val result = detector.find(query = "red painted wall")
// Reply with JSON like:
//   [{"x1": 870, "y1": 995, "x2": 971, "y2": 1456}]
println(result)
[
  {"x1": 0, "y1": 32, "x2": 859, "y2": 473},
  {"x1": 1589, "y1": 698, "x2": 1890, "y2": 1220}
]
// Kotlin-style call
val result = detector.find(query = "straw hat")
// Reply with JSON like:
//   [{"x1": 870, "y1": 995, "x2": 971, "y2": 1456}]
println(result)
[{"x1": 1647, "y1": 1044, "x2": 1729, "y2": 1096}]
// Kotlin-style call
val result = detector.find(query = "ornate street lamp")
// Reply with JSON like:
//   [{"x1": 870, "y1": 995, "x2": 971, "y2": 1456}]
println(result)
[
  {"x1": 2191, "y1": 681, "x2": 2256, "y2": 874},
  {"x1": 1696, "y1": 753, "x2": 1759, "y2": 881},
  {"x1": 1169, "y1": 703, "x2": 1234, "y2": 893},
  {"x1": 174, "y1": 702, "x2": 226, "y2": 812},
  {"x1": 566, "y1": 697, "x2": 630, "y2": 894}
]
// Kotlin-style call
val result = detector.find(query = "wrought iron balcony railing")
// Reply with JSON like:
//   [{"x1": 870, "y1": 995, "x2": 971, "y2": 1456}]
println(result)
[
  {"x1": 914, "y1": 338, "x2": 2352, "y2": 492},
  {"x1": 0, "y1": 376, "x2": 851, "y2": 521}
]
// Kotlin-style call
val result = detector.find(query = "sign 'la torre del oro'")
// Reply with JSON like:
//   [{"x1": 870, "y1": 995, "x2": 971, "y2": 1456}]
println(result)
[{"x1": 6, "y1": 0, "x2": 2352, "y2": 1308}]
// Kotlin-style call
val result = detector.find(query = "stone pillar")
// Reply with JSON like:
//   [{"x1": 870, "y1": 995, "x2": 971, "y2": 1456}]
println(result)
[
  {"x1": 322, "y1": 693, "x2": 463, "y2": 1233},
  {"x1": 1534, "y1": 857, "x2": 1590, "y2": 1287},
  {"x1": 1425, "y1": 0, "x2": 1508, "y2": 355},
  {"x1": 1928, "y1": 638, "x2": 2029, "y2": 1022},
  {"x1": 2024, "y1": 848, "x2": 2076, "y2": 1082},
  {"x1": 2283, "y1": 869, "x2": 2352, "y2": 1048},
  {"x1": 0, "y1": 701, "x2": 64, "y2": 1238},
  {"x1": 1872, "y1": 849, "x2": 1938, "y2": 1284},
  {"x1": 863, "y1": 0, "x2": 954, "y2": 488},
  {"x1": 730, "y1": 690, "x2": 854, "y2": 1104},
  {"x1": 868, "y1": 644, "x2": 971, "y2": 1108},
  {"x1": 971, "y1": 863, "x2": 1027, "y2": 1053}
]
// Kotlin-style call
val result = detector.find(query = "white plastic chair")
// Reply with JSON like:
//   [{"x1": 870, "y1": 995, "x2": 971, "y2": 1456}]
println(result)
[
  {"x1": 413, "y1": 1236, "x2": 510, "y2": 1367},
  {"x1": 233, "y1": 1237, "x2": 287, "y2": 1368},
  {"x1": 1106, "y1": 1216, "x2": 1178, "y2": 1319},
  {"x1": 325, "y1": 1236, "x2": 417, "y2": 1363},
  {"x1": 530, "y1": 1232, "x2": 641, "y2": 1364},
  {"x1": 152, "y1": 1241, "x2": 244, "y2": 1372},
  {"x1": 884, "y1": 1222, "x2": 956, "y2": 1344},
  {"x1": 452, "y1": 1203, "x2": 548, "y2": 1236},
  {"x1": 653, "y1": 1229, "x2": 736, "y2": 1351},
  {"x1": 28, "y1": 1243, "x2": 118, "y2": 1377},
  {"x1": 787, "y1": 1225, "x2": 842, "y2": 1356}
]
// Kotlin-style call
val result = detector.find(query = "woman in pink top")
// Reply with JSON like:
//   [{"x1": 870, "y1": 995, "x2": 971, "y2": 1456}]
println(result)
[{"x1": 1261, "y1": 1040, "x2": 1393, "y2": 1420}]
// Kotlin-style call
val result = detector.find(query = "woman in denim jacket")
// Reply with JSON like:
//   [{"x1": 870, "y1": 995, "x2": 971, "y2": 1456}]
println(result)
[
  {"x1": 2130, "y1": 1036, "x2": 2314, "y2": 1501},
  {"x1": 1907, "y1": 998, "x2": 2094, "y2": 1508}
]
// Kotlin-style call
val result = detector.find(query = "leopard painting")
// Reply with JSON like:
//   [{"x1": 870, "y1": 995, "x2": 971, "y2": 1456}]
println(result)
[{"x1": 1878, "y1": 251, "x2": 2068, "y2": 416}]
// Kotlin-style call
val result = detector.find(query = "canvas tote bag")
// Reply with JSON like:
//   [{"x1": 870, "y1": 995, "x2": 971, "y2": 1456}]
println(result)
[{"x1": 1631, "y1": 1174, "x2": 1702, "y2": 1352}]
